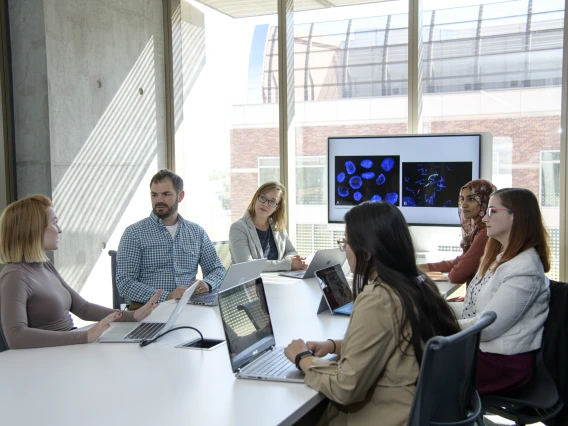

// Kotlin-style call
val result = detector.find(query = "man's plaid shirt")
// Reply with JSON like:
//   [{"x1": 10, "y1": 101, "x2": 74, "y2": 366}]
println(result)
[{"x1": 116, "y1": 212, "x2": 226, "y2": 303}]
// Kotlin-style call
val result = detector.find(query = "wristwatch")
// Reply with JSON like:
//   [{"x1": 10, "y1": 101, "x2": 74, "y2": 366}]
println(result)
[{"x1": 295, "y1": 350, "x2": 314, "y2": 370}]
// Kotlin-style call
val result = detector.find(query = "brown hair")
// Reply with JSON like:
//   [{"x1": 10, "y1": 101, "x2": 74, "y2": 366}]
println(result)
[
  {"x1": 245, "y1": 181, "x2": 287, "y2": 232},
  {"x1": 478, "y1": 188, "x2": 550, "y2": 276},
  {"x1": 0, "y1": 194, "x2": 53, "y2": 263},
  {"x1": 150, "y1": 169, "x2": 183, "y2": 194}
]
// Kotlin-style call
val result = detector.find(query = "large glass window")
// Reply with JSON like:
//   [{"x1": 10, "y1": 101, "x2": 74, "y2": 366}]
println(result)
[
  {"x1": 175, "y1": 0, "x2": 564, "y2": 279},
  {"x1": 289, "y1": 2, "x2": 410, "y2": 255},
  {"x1": 176, "y1": 1, "x2": 279, "y2": 241},
  {"x1": 421, "y1": 0, "x2": 563, "y2": 279}
]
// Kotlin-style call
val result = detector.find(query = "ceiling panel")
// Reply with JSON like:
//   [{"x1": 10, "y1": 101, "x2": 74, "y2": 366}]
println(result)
[{"x1": 195, "y1": 0, "x2": 394, "y2": 19}]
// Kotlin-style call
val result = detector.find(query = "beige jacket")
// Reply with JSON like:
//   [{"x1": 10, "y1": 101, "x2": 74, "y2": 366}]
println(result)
[{"x1": 305, "y1": 281, "x2": 419, "y2": 426}]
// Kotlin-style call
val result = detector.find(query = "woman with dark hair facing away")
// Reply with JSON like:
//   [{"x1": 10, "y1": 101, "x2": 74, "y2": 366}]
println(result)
[
  {"x1": 229, "y1": 181, "x2": 307, "y2": 272},
  {"x1": 284, "y1": 201, "x2": 460, "y2": 426},
  {"x1": 420, "y1": 179, "x2": 497, "y2": 285},
  {"x1": 0, "y1": 195, "x2": 161, "y2": 349},
  {"x1": 451, "y1": 188, "x2": 550, "y2": 395}
]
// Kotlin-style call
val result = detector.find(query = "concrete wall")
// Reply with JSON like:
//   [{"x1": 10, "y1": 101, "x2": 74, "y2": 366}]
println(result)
[
  {"x1": 9, "y1": 0, "x2": 52, "y2": 199},
  {"x1": 0, "y1": 70, "x2": 6, "y2": 210},
  {"x1": 9, "y1": 0, "x2": 167, "y2": 293}
]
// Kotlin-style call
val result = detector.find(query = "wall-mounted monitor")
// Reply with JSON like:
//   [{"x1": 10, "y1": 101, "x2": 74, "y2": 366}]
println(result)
[{"x1": 328, "y1": 134, "x2": 483, "y2": 226}]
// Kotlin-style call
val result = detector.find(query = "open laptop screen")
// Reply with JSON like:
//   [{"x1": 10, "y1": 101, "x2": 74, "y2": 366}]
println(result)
[
  {"x1": 218, "y1": 277, "x2": 276, "y2": 372},
  {"x1": 315, "y1": 264, "x2": 353, "y2": 311}
]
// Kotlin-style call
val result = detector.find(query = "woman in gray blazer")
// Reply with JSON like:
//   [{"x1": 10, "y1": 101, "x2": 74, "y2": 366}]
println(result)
[
  {"x1": 451, "y1": 188, "x2": 551, "y2": 395},
  {"x1": 229, "y1": 182, "x2": 307, "y2": 272}
]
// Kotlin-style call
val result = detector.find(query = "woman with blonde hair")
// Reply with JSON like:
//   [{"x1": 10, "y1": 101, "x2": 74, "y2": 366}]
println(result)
[
  {"x1": 452, "y1": 188, "x2": 550, "y2": 394},
  {"x1": 0, "y1": 195, "x2": 161, "y2": 349},
  {"x1": 229, "y1": 181, "x2": 306, "y2": 272}
]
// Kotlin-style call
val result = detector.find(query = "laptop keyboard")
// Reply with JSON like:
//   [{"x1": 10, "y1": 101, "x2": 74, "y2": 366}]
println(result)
[
  {"x1": 245, "y1": 348, "x2": 294, "y2": 377},
  {"x1": 190, "y1": 292, "x2": 218, "y2": 305},
  {"x1": 125, "y1": 322, "x2": 165, "y2": 340}
]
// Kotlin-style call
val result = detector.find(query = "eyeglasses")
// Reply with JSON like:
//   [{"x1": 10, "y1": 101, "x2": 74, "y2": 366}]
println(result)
[
  {"x1": 487, "y1": 207, "x2": 510, "y2": 217},
  {"x1": 258, "y1": 194, "x2": 279, "y2": 208},
  {"x1": 337, "y1": 238, "x2": 348, "y2": 252}
]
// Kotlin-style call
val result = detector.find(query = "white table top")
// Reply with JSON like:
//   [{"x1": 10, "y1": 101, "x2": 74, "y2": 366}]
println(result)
[
  {"x1": 0, "y1": 275, "x2": 349, "y2": 426},
  {"x1": 0, "y1": 272, "x2": 457, "y2": 426}
]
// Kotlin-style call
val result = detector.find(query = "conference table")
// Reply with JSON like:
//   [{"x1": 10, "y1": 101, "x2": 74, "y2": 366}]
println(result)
[{"x1": 0, "y1": 273, "x2": 459, "y2": 426}]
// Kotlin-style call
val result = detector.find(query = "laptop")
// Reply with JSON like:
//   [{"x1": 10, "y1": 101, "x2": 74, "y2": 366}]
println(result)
[
  {"x1": 316, "y1": 264, "x2": 354, "y2": 316},
  {"x1": 188, "y1": 259, "x2": 268, "y2": 306},
  {"x1": 278, "y1": 248, "x2": 346, "y2": 279},
  {"x1": 99, "y1": 282, "x2": 198, "y2": 343},
  {"x1": 217, "y1": 277, "x2": 304, "y2": 383}
]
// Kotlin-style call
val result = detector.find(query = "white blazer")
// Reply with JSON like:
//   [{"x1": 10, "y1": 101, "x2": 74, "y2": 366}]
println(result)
[
  {"x1": 229, "y1": 211, "x2": 298, "y2": 272},
  {"x1": 454, "y1": 248, "x2": 550, "y2": 355}
]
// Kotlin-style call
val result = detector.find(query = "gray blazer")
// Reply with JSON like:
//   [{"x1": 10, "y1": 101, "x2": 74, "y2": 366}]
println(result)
[{"x1": 229, "y1": 211, "x2": 298, "y2": 272}]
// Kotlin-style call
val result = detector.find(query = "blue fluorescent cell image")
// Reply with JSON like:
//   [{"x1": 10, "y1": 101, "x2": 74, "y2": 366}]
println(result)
[
  {"x1": 349, "y1": 176, "x2": 363, "y2": 190},
  {"x1": 385, "y1": 192, "x2": 399, "y2": 205},
  {"x1": 381, "y1": 158, "x2": 395, "y2": 172},
  {"x1": 335, "y1": 155, "x2": 400, "y2": 206},
  {"x1": 402, "y1": 196, "x2": 417, "y2": 206},
  {"x1": 338, "y1": 186, "x2": 350, "y2": 198},
  {"x1": 345, "y1": 161, "x2": 356, "y2": 175},
  {"x1": 375, "y1": 174, "x2": 386, "y2": 186}
]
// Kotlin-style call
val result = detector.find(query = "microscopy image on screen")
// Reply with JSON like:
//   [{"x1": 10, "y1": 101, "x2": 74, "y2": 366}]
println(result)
[
  {"x1": 335, "y1": 156, "x2": 400, "y2": 206},
  {"x1": 402, "y1": 162, "x2": 473, "y2": 208}
]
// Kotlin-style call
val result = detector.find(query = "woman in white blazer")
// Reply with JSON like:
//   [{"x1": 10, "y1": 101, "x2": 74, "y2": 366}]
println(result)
[
  {"x1": 452, "y1": 188, "x2": 550, "y2": 395},
  {"x1": 229, "y1": 182, "x2": 307, "y2": 272}
]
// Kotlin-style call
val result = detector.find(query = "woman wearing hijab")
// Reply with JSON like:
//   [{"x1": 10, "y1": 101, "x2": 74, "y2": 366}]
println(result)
[{"x1": 420, "y1": 179, "x2": 497, "y2": 285}]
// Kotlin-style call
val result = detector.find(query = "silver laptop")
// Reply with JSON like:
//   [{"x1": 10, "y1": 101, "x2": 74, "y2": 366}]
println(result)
[
  {"x1": 278, "y1": 248, "x2": 346, "y2": 279},
  {"x1": 218, "y1": 277, "x2": 304, "y2": 383},
  {"x1": 99, "y1": 282, "x2": 198, "y2": 343},
  {"x1": 316, "y1": 264, "x2": 354, "y2": 316},
  {"x1": 188, "y1": 259, "x2": 268, "y2": 306}
]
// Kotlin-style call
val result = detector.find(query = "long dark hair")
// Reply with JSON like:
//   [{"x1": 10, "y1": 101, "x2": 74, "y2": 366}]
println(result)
[
  {"x1": 479, "y1": 188, "x2": 550, "y2": 276},
  {"x1": 344, "y1": 201, "x2": 460, "y2": 364}
]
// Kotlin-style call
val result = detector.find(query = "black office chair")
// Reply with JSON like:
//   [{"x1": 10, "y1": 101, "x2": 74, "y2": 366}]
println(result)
[
  {"x1": 481, "y1": 280, "x2": 567, "y2": 426},
  {"x1": 0, "y1": 324, "x2": 9, "y2": 352},
  {"x1": 407, "y1": 310, "x2": 497, "y2": 426},
  {"x1": 481, "y1": 349, "x2": 563, "y2": 425},
  {"x1": 108, "y1": 250, "x2": 125, "y2": 310}
]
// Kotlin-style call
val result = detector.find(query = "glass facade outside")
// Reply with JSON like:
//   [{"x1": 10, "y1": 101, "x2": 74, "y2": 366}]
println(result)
[{"x1": 228, "y1": 0, "x2": 563, "y2": 279}]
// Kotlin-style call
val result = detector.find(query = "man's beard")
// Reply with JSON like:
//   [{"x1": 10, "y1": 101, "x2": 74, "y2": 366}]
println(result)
[{"x1": 153, "y1": 199, "x2": 178, "y2": 220}]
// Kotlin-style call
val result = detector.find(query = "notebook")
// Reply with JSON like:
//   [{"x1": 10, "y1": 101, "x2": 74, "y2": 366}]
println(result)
[
  {"x1": 217, "y1": 277, "x2": 304, "y2": 383},
  {"x1": 188, "y1": 259, "x2": 268, "y2": 306},
  {"x1": 278, "y1": 248, "x2": 346, "y2": 279},
  {"x1": 99, "y1": 282, "x2": 198, "y2": 343},
  {"x1": 316, "y1": 264, "x2": 354, "y2": 316}
]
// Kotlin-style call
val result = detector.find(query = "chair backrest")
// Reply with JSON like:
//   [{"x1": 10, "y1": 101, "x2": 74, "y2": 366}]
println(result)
[
  {"x1": 407, "y1": 311, "x2": 497, "y2": 426},
  {"x1": 543, "y1": 279, "x2": 568, "y2": 404},
  {"x1": 0, "y1": 324, "x2": 9, "y2": 352},
  {"x1": 213, "y1": 240, "x2": 232, "y2": 269},
  {"x1": 108, "y1": 250, "x2": 125, "y2": 310}
]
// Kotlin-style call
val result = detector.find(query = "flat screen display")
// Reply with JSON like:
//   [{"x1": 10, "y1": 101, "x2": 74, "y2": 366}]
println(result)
[{"x1": 328, "y1": 134, "x2": 481, "y2": 225}]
